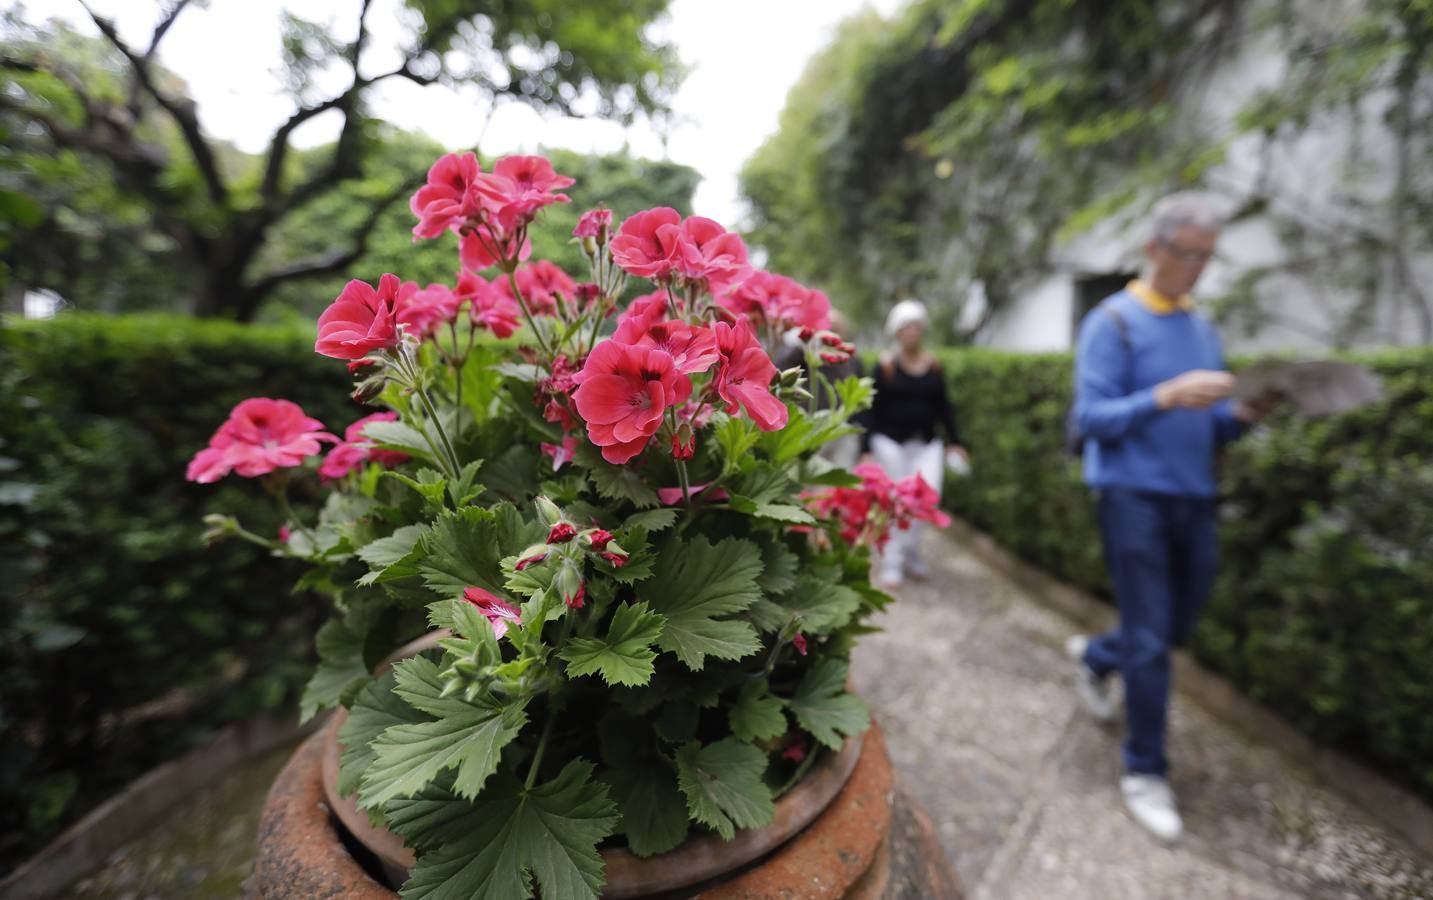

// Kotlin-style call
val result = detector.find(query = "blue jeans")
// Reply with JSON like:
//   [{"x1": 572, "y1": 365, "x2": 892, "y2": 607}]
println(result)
[{"x1": 1083, "y1": 487, "x2": 1217, "y2": 775}]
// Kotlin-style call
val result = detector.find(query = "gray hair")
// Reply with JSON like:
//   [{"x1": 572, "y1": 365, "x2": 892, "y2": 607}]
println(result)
[{"x1": 1148, "y1": 191, "x2": 1222, "y2": 243}]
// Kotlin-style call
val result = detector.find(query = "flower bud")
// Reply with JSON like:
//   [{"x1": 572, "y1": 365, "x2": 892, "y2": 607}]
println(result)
[
  {"x1": 671, "y1": 423, "x2": 695, "y2": 460},
  {"x1": 534, "y1": 496, "x2": 563, "y2": 527},
  {"x1": 779, "y1": 366, "x2": 805, "y2": 388},
  {"x1": 817, "y1": 330, "x2": 843, "y2": 348},
  {"x1": 581, "y1": 529, "x2": 615, "y2": 551},
  {"x1": 547, "y1": 522, "x2": 578, "y2": 544},
  {"x1": 200, "y1": 514, "x2": 239, "y2": 546},
  {"x1": 600, "y1": 550, "x2": 628, "y2": 569},
  {"x1": 515, "y1": 545, "x2": 549, "y2": 571},
  {"x1": 792, "y1": 632, "x2": 808, "y2": 656},
  {"x1": 798, "y1": 327, "x2": 815, "y2": 342},
  {"x1": 556, "y1": 563, "x2": 585, "y2": 609},
  {"x1": 819, "y1": 351, "x2": 850, "y2": 365}
]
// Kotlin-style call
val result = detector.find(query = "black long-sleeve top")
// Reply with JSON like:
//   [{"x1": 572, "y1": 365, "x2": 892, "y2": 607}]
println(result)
[{"x1": 858, "y1": 356, "x2": 962, "y2": 452}]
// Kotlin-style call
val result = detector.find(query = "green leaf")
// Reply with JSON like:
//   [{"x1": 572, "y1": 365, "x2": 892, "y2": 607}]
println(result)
[
  {"x1": 420, "y1": 504, "x2": 543, "y2": 597},
  {"x1": 359, "y1": 656, "x2": 529, "y2": 807},
  {"x1": 622, "y1": 508, "x2": 678, "y2": 533},
  {"x1": 581, "y1": 445, "x2": 659, "y2": 508},
  {"x1": 640, "y1": 536, "x2": 764, "y2": 670},
  {"x1": 757, "y1": 541, "x2": 800, "y2": 595},
  {"x1": 675, "y1": 738, "x2": 775, "y2": 840},
  {"x1": 383, "y1": 468, "x2": 449, "y2": 509},
  {"x1": 597, "y1": 526, "x2": 655, "y2": 585},
  {"x1": 299, "y1": 620, "x2": 369, "y2": 723},
  {"x1": 385, "y1": 780, "x2": 474, "y2": 852},
  {"x1": 788, "y1": 659, "x2": 869, "y2": 751},
  {"x1": 713, "y1": 415, "x2": 761, "y2": 475},
  {"x1": 479, "y1": 444, "x2": 540, "y2": 503},
  {"x1": 604, "y1": 762, "x2": 689, "y2": 857},
  {"x1": 449, "y1": 460, "x2": 485, "y2": 507},
  {"x1": 362, "y1": 419, "x2": 439, "y2": 463},
  {"x1": 729, "y1": 682, "x2": 788, "y2": 743},
  {"x1": 337, "y1": 671, "x2": 421, "y2": 797},
  {"x1": 751, "y1": 503, "x2": 816, "y2": 525},
  {"x1": 397, "y1": 761, "x2": 618, "y2": 900},
  {"x1": 558, "y1": 601, "x2": 667, "y2": 687},
  {"x1": 778, "y1": 575, "x2": 862, "y2": 632},
  {"x1": 356, "y1": 524, "x2": 427, "y2": 586}
]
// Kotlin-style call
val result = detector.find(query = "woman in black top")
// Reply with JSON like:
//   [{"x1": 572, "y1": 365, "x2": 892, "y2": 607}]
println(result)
[{"x1": 860, "y1": 299, "x2": 968, "y2": 588}]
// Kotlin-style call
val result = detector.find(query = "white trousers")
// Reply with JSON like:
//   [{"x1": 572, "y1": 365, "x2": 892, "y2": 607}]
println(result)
[{"x1": 869, "y1": 434, "x2": 944, "y2": 578}]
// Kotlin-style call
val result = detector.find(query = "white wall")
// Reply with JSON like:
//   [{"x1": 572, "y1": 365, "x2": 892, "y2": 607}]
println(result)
[{"x1": 978, "y1": 275, "x2": 1073, "y2": 352}]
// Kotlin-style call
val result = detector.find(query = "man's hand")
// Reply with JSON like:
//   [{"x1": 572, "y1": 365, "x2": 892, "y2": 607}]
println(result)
[{"x1": 1154, "y1": 370, "x2": 1236, "y2": 410}]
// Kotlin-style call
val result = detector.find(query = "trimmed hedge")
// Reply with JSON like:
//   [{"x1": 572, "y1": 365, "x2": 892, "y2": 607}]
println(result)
[
  {"x1": 0, "y1": 314, "x2": 357, "y2": 863},
  {"x1": 938, "y1": 347, "x2": 1433, "y2": 796}
]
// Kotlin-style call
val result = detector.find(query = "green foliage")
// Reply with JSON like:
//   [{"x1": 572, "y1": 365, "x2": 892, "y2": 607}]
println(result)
[
  {"x1": 0, "y1": 313, "x2": 355, "y2": 863},
  {"x1": 639, "y1": 536, "x2": 764, "y2": 670},
  {"x1": 675, "y1": 738, "x2": 776, "y2": 841},
  {"x1": 558, "y1": 601, "x2": 667, "y2": 687},
  {"x1": 937, "y1": 346, "x2": 1433, "y2": 796}
]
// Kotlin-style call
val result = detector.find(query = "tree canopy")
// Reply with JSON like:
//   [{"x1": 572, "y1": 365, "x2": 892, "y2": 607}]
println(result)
[
  {"x1": 0, "y1": 0, "x2": 679, "y2": 319},
  {"x1": 741, "y1": 0, "x2": 1433, "y2": 346}
]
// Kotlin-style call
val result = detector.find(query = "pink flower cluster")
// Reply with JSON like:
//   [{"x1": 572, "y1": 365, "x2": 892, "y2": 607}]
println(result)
[
  {"x1": 411, "y1": 153, "x2": 573, "y2": 273},
  {"x1": 318, "y1": 412, "x2": 410, "y2": 481},
  {"x1": 571, "y1": 315, "x2": 786, "y2": 464},
  {"x1": 805, "y1": 463, "x2": 951, "y2": 550},
  {"x1": 186, "y1": 398, "x2": 336, "y2": 483},
  {"x1": 718, "y1": 270, "x2": 832, "y2": 335},
  {"x1": 609, "y1": 207, "x2": 750, "y2": 291}
]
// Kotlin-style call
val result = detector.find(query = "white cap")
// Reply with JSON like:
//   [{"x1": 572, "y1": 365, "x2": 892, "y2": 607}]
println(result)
[{"x1": 885, "y1": 299, "x2": 928, "y2": 337}]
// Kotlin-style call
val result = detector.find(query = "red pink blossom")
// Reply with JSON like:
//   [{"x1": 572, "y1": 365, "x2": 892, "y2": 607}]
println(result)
[
  {"x1": 318, "y1": 412, "x2": 409, "y2": 481},
  {"x1": 573, "y1": 207, "x2": 613, "y2": 239},
  {"x1": 396, "y1": 282, "x2": 460, "y2": 339},
  {"x1": 718, "y1": 271, "x2": 832, "y2": 333},
  {"x1": 410, "y1": 152, "x2": 484, "y2": 239},
  {"x1": 458, "y1": 271, "x2": 522, "y2": 339},
  {"x1": 712, "y1": 318, "x2": 788, "y2": 431},
  {"x1": 497, "y1": 260, "x2": 577, "y2": 317},
  {"x1": 610, "y1": 207, "x2": 685, "y2": 281},
  {"x1": 185, "y1": 398, "x2": 337, "y2": 483},
  {"x1": 571, "y1": 340, "x2": 691, "y2": 464},
  {"x1": 315, "y1": 274, "x2": 402, "y2": 360},
  {"x1": 462, "y1": 586, "x2": 523, "y2": 640}
]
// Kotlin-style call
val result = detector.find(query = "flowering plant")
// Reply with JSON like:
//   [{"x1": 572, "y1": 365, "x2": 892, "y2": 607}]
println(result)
[{"x1": 188, "y1": 151, "x2": 938, "y2": 899}]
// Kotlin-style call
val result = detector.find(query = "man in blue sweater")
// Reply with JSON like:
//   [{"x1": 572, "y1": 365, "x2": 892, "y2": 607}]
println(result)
[{"x1": 1068, "y1": 192, "x2": 1267, "y2": 843}]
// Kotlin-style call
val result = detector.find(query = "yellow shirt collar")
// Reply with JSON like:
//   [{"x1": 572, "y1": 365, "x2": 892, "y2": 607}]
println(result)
[{"x1": 1128, "y1": 279, "x2": 1194, "y2": 315}]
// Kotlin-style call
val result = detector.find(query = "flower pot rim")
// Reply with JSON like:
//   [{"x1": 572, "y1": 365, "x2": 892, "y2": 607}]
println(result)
[{"x1": 321, "y1": 708, "x2": 865, "y2": 897}]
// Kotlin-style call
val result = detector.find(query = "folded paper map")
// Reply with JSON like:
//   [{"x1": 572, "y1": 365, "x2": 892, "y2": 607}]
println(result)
[{"x1": 1232, "y1": 360, "x2": 1384, "y2": 417}]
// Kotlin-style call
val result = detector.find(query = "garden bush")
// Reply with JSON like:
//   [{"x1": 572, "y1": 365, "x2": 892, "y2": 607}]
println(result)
[
  {"x1": 0, "y1": 313, "x2": 359, "y2": 863},
  {"x1": 938, "y1": 346, "x2": 1433, "y2": 797}
]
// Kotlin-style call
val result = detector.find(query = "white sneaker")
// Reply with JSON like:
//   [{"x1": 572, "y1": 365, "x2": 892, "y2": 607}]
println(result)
[
  {"x1": 1065, "y1": 635, "x2": 1116, "y2": 723},
  {"x1": 1120, "y1": 774, "x2": 1183, "y2": 843}
]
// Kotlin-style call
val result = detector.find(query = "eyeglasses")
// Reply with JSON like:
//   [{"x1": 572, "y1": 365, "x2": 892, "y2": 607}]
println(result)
[{"x1": 1159, "y1": 240, "x2": 1213, "y2": 264}]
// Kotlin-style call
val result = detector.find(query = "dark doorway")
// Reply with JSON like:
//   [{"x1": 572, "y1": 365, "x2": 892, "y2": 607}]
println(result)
[{"x1": 1073, "y1": 272, "x2": 1138, "y2": 338}]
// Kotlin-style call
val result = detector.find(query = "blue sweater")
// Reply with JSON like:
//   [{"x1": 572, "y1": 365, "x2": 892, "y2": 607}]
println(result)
[{"x1": 1073, "y1": 289, "x2": 1244, "y2": 498}]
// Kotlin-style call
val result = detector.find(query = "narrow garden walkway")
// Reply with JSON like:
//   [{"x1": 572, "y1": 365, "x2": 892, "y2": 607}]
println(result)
[{"x1": 851, "y1": 527, "x2": 1433, "y2": 900}]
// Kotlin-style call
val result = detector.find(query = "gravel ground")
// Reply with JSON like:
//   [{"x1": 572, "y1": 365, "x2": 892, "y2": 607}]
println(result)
[{"x1": 852, "y1": 529, "x2": 1433, "y2": 900}]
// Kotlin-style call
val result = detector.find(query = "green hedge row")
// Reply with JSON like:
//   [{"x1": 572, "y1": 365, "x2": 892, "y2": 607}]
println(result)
[
  {"x1": 937, "y1": 347, "x2": 1433, "y2": 796},
  {"x1": 0, "y1": 314, "x2": 360, "y2": 863}
]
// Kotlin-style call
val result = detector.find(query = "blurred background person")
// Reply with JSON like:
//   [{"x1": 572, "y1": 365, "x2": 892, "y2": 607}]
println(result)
[
  {"x1": 859, "y1": 298, "x2": 969, "y2": 589},
  {"x1": 1067, "y1": 191, "x2": 1273, "y2": 844}
]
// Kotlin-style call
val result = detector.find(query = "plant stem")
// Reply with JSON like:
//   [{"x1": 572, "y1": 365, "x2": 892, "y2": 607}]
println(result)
[
  {"x1": 275, "y1": 480, "x2": 318, "y2": 546},
  {"x1": 399, "y1": 346, "x2": 462, "y2": 480},
  {"x1": 525, "y1": 703, "x2": 558, "y2": 790},
  {"x1": 507, "y1": 269, "x2": 554, "y2": 357}
]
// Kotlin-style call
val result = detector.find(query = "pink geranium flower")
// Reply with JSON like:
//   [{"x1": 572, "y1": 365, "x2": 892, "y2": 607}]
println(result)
[
  {"x1": 474, "y1": 155, "x2": 574, "y2": 230},
  {"x1": 571, "y1": 340, "x2": 691, "y2": 464},
  {"x1": 610, "y1": 207, "x2": 685, "y2": 281},
  {"x1": 619, "y1": 320, "x2": 720, "y2": 375},
  {"x1": 410, "y1": 152, "x2": 484, "y2": 239},
  {"x1": 613, "y1": 290, "x2": 675, "y2": 337},
  {"x1": 674, "y1": 216, "x2": 750, "y2": 289},
  {"x1": 573, "y1": 207, "x2": 613, "y2": 239},
  {"x1": 318, "y1": 412, "x2": 409, "y2": 481},
  {"x1": 315, "y1": 274, "x2": 402, "y2": 360},
  {"x1": 540, "y1": 435, "x2": 579, "y2": 471},
  {"x1": 497, "y1": 260, "x2": 577, "y2": 317},
  {"x1": 718, "y1": 271, "x2": 832, "y2": 333},
  {"x1": 460, "y1": 228, "x2": 532, "y2": 273},
  {"x1": 656, "y1": 482, "x2": 730, "y2": 506},
  {"x1": 713, "y1": 318, "x2": 788, "y2": 431},
  {"x1": 457, "y1": 271, "x2": 522, "y2": 339},
  {"x1": 462, "y1": 587, "x2": 523, "y2": 640},
  {"x1": 185, "y1": 398, "x2": 337, "y2": 483},
  {"x1": 396, "y1": 282, "x2": 460, "y2": 339}
]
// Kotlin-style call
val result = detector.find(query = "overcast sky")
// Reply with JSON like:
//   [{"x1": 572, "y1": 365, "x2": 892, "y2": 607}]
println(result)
[{"x1": 45, "y1": 0, "x2": 905, "y2": 227}]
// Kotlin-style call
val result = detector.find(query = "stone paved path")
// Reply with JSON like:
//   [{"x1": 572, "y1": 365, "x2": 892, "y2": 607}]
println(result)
[{"x1": 851, "y1": 529, "x2": 1433, "y2": 900}]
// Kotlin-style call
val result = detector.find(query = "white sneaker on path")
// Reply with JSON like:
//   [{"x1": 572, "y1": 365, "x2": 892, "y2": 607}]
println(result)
[
  {"x1": 1065, "y1": 635, "x2": 1117, "y2": 723},
  {"x1": 1121, "y1": 774, "x2": 1184, "y2": 843}
]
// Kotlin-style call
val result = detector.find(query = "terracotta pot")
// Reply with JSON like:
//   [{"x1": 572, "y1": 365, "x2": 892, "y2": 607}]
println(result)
[{"x1": 248, "y1": 719, "x2": 896, "y2": 899}]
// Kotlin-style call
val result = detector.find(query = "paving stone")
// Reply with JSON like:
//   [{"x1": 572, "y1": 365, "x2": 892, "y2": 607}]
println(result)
[{"x1": 855, "y1": 529, "x2": 1433, "y2": 900}]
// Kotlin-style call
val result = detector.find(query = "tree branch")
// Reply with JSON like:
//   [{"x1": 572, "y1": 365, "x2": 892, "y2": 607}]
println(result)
[
  {"x1": 77, "y1": 0, "x2": 229, "y2": 206},
  {"x1": 130, "y1": 0, "x2": 194, "y2": 118},
  {"x1": 245, "y1": 178, "x2": 415, "y2": 302},
  {"x1": 259, "y1": 6, "x2": 458, "y2": 207}
]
